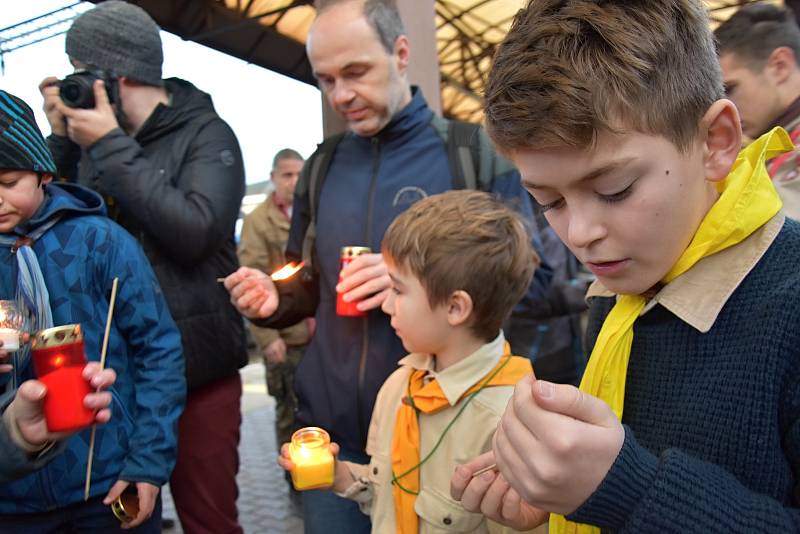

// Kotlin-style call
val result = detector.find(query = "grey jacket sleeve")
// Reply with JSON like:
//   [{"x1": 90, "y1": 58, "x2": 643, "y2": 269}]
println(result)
[{"x1": 0, "y1": 390, "x2": 65, "y2": 483}]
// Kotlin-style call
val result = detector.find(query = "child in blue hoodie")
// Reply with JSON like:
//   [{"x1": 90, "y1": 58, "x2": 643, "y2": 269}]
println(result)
[{"x1": 0, "y1": 90, "x2": 185, "y2": 532}]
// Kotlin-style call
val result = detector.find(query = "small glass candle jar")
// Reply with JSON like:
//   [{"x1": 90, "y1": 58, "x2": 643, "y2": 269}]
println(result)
[
  {"x1": 0, "y1": 300, "x2": 22, "y2": 351},
  {"x1": 289, "y1": 427, "x2": 335, "y2": 491},
  {"x1": 31, "y1": 324, "x2": 94, "y2": 432},
  {"x1": 336, "y1": 246, "x2": 371, "y2": 317}
]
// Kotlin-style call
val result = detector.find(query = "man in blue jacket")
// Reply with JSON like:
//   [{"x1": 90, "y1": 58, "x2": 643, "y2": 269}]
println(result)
[{"x1": 226, "y1": 1, "x2": 551, "y2": 531}]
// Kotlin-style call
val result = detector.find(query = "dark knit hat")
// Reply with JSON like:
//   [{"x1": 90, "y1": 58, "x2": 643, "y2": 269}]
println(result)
[
  {"x1": 66, "y1": 1, "x2": 163, "y2": 86},
  {"x1": 0, "y1": 91, "x2": 57, "y2": 175}
]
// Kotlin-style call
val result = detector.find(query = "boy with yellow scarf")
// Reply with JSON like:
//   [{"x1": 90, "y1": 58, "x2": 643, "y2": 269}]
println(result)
[
  {"x1": 279, "y1": 190, "x2": 539, "y2": 533},
  {"x1": 450, "y1": 1, "x2": 800, "y2": 533}
]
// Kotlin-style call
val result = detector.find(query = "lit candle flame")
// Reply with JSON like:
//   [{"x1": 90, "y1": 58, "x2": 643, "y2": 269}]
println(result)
[{"x1": 270, "y1": 262, "x2": 304, "y2": 281}]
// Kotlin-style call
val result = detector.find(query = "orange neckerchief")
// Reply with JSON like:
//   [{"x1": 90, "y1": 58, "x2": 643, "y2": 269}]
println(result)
[{"x1": 391, "y1": 343, "x2": 532, "y2": 534}]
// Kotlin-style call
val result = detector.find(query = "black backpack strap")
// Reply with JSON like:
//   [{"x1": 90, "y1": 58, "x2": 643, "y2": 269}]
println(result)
[
  {"x1": 430, "y1": 114, "x2": 512, "y2": 193},
  {"x1": 298, "y1": 132, "x2": 346, "y2": 269}
]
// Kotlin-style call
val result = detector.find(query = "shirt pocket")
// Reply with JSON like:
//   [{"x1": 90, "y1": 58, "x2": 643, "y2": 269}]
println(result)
[{"x1": 416, "y1": 486, "x2": 486, "y2": 533}]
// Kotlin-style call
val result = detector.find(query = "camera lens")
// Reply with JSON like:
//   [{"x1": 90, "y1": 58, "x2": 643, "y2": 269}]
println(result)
[{"x1": 59, "y1": 72, "x2": 99, "y2": 109}]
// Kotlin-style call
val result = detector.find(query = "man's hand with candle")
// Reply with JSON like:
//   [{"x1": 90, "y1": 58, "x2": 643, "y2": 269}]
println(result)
[
  {"x1": 336, "y1": 253, "x2": 392, "y2": 312},
  {"x1": 7, "y1": 362, "x2": 116, "y2": 448},
  {"x1": 493, "y1": 375, "x2": 624, "y2": 515},
  {"x1": 103, "y1": 480, "x2": 160, "y2": 529},
  {"x1": 450, "y1": 450, "x2": 549, "y2": 530},
  {"x1": 224, "y1": 266, "x2": 280, "y2": 319},
  {"x1": 278, "y1": 440, "x2": 351, "y2": 493}
]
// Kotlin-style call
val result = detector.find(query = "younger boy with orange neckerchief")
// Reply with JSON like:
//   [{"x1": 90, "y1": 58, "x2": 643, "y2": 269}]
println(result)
[
  {"x1": 281, "y1": 190, "x2": 539, "y2": 533},
  {"x1": 450, "y1": 1, "x2": 800, "y2": 533}
]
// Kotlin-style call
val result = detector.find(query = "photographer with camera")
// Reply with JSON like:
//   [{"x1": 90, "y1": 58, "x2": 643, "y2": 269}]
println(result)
[{"x1": 38, "y1": 2, "x2": 247, "y2": 533}]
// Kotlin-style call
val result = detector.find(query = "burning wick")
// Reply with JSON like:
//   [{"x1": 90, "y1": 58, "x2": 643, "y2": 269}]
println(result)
[{"x1": 217, "y1": 261, "x2": 305, "y2": 283}]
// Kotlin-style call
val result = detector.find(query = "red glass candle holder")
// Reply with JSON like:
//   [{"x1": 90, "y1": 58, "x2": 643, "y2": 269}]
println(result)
[
  {"x1": 336, "y1": 246, "x2": 371, "y2": 317},
  {"x1": 31, "y1": 324, "x2": 94, "y2": 432}
]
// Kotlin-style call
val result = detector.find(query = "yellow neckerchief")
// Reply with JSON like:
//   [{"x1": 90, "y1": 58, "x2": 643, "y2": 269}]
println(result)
[
  {"x1": 391, "y1": 343, "x2": 532, "y2": 534},
  {"x1": 550, "y1": 128, "x2": 792, "y2": 534}
]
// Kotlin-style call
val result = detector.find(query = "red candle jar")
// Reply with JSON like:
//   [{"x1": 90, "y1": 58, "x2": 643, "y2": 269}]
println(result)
[
  {"x1": 336, "y1": 246, "x2": 371, "y2": 317},
  {"x1": 31, "y1": 324, "x2": 94, "y2": 432}
]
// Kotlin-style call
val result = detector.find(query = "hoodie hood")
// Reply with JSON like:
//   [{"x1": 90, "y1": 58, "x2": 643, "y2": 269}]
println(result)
[
  {"x1": 15, "y1": 182, "x2": 106, "y2": 237},
  {"x1": 136, "y1": 78, "x2": 216, "y2": 145}
]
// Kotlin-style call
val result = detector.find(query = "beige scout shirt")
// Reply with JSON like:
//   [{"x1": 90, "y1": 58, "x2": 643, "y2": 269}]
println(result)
[
  {"x1": 237, "y1": 193, "x2": 310, "y2": 349},
  {"x1": 337, "y1": 333, "x2": 539, "y2": 534},
  {"x1": 585, "y1": 213, "x2": 785, "y2": 330}
]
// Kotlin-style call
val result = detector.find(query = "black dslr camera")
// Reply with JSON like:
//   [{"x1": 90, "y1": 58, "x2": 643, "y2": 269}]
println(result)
[{"x1": 59, "y1": 69, "x2": 118, "y2": 109}]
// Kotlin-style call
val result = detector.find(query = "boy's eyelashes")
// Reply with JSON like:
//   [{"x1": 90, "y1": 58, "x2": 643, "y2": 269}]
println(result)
[
  {"x1": 535, "y1": 182, "x2": 636, "y2": 212},
  {"x1": 598, "y1": 183, "x2": 635, "y2": 204}
]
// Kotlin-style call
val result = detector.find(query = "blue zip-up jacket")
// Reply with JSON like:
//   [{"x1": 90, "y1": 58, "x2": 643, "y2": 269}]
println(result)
[
  {"x1": 258, "y1": 88, "x2": 551, "y2": 452},
  {"x1": 0, "y1": 183, "x2": 185, "y2": 512}
]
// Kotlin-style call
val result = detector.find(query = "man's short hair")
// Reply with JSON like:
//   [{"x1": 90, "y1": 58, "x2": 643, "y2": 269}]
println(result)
[
  {"x1": 382, "y1": 190, "x2": 539, "y2": 341},
  {"x1": 316, "y1": 0, "x2": 405, "y2": 53},
  {"x1": 485, "y1": 0, "x2": 723, "y2": 153},
  {"x1": 272, "y1": 148, "x2": 304, "y2": 170},
  {"x1": 715, "y1": 4, "x2": 800, "y2": 70}
]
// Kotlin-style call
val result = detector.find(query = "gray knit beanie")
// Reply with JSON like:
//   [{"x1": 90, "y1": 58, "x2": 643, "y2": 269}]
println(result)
[{"x1": 65, "y1": 1, "x2": 163, "y2": 86}]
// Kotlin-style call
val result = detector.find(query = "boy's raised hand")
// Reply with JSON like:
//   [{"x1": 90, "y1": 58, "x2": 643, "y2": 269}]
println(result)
[
  {"x1": 224, "y1": 266, "x2": 280, "y2": 319},
  {"x1": 60, "y1": 80, "x2": 120, "y2": 147},
  {"x1": 494, "y1": 374, "x2": 624, "y2": 515},
  {"x1": 450, "y1": 451, "x2": 549, "y2": 530}
]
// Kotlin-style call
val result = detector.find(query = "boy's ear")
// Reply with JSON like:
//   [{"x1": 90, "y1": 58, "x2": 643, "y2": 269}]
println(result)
[
  {"x1": 446, "y1": 290, "x2": 473, "y2": 328},
  {"x1": 39, "y1": 173, "x2": 53, "y2": 186},
  {"x1": 701, "y1": 99, "x2": 742, "y2": 183}
]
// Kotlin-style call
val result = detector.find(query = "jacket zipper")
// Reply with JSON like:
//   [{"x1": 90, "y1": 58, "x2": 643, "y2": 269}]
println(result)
[{"x1": 357, "y1": 137, "x2": 382, "y2": 445}]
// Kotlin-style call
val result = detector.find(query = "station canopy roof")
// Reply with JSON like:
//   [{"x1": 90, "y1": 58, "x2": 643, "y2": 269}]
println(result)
[{"x1": 133, "y1": 0, "x2": 783, "y2": 122}]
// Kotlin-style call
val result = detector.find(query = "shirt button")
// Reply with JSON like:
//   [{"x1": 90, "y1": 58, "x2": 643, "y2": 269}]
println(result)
[
  {"x1": 373, "y1": 467, "x2": 378, "y2": 475},
  {"x1": 443, "y1": 516, "x2": 452, "y2": 525}
]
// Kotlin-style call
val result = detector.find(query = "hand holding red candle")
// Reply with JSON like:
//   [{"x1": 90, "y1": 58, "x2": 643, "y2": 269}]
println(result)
[
  {"x1": 8, "y1": 362, "x2": 116, "y2": 448},
  {"x1": 335, "y1": 251, "x2": 392, "y2": 314},
  {"x1": 31, "y1": 325, "x2": 95, "y2": 433}
]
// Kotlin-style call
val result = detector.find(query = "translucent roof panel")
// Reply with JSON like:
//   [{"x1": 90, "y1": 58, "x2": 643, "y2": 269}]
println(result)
[{"x1": 200, "y1": 0, "x2": 786, "y2": 121}]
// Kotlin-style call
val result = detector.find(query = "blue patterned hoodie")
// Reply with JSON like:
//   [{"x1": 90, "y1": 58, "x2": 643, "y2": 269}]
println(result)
[{"x1": 0, "y1": 182, "x2": 185, "y2": 512}]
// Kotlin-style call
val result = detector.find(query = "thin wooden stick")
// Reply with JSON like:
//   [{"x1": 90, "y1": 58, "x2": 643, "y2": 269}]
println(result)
[
  {"x1": 471, "y1": 463, "x2": 498, "y2": 478},
  {"x1": 84, "y1": 277, "x2": 119, "y2": 501}
]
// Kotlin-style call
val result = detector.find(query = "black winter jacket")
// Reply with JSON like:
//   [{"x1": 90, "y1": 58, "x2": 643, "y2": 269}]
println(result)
[{"x1": 49, "y1": 78, "x2": 247, "y2": 390}]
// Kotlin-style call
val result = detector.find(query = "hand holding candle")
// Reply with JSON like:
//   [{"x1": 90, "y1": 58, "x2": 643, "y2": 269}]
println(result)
[
  {"x1": 31, "y1": 325, "x2": 94, "y2": 433},
  {"x1": 279, "y1": 427, "x2": 336, "y2": 491},
  {"x1": 9, "y1": 362, "x2": 117, "y2": 448},
  {"x1": 335, "y1": 251, "x2": 392, "y2": 314}
]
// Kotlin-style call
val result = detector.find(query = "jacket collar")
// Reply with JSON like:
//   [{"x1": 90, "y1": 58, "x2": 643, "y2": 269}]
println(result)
[
  {"x1": 398, "y1": 332, "x2": 506, "y2": 406},
  {"x1": 352, "y1": 86, "x2": 432, "y2": 144},
  {"x1": 586, "y1": 212, "x2": 785, "y2": 333}
]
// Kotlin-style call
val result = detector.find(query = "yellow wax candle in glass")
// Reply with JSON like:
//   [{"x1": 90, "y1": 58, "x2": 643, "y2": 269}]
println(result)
[{"x1": 289, "y1": 427, "x2": 335, "y2": 491}]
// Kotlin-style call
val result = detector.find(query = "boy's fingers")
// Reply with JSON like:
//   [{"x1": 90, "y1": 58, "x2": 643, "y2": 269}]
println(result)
[
  {"x1": 103, "y1": 479, "x2": 128, "y2": 505},
  {"x1": 457, "y1": 470, "x2": 497, "y2": 512},
  {"x1": 532, "y1": 380, "x2": 617, "y2": 427}
]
